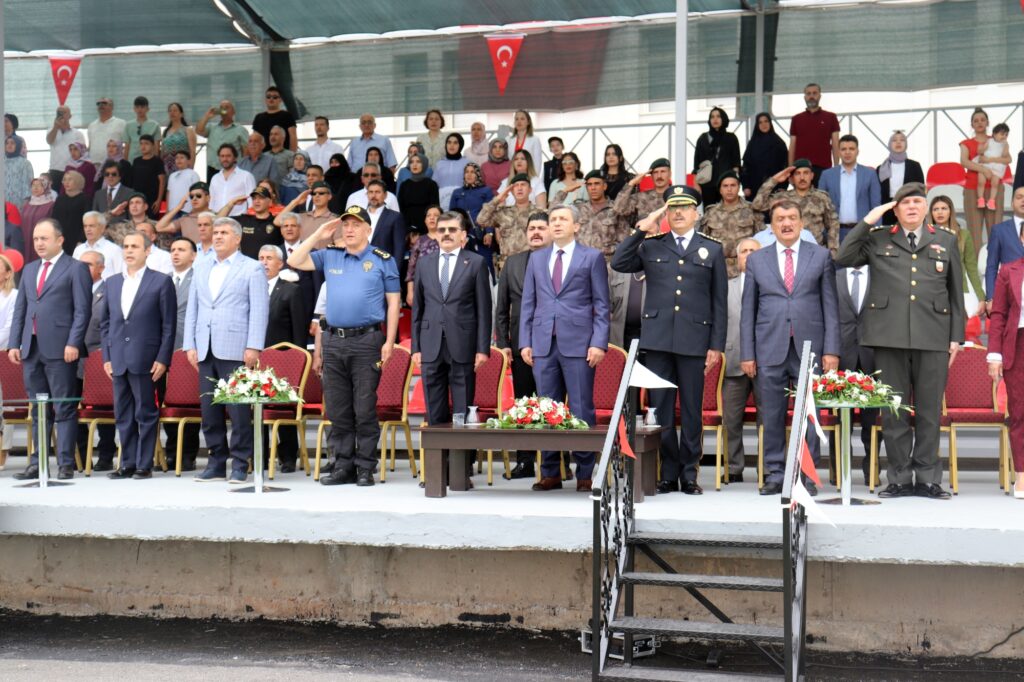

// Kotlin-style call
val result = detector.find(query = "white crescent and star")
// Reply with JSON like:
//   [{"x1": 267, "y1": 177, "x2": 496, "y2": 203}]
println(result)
[
  {"x1": 496, "y1": 45, "x2": 513, "y2": 68},
  {"x1": 56, "y1": 64, "x2": 73, "y2": 87}
]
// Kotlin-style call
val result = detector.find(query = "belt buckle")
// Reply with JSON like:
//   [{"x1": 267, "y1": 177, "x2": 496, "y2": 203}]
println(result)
[{"x1": 337, "y1": 327, "x2": 347, "y2": 338}]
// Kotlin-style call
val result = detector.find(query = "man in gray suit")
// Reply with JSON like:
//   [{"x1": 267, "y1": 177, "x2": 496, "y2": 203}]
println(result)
[
  {"x1": 835, "y1": 264, "x2": 878, "y2": 484},
  {"x1": 163, "y1": 237, "x2": 199, "y2": 470},
  {"x1": 722, "y1": 238, "x2": 761, "y2": 484},
  {"x1": 75, "y1": 250, "x2": 117, "y2": 471},
  {"x1": 741, "y1": 199, "x2": 840, "y2": 495}
]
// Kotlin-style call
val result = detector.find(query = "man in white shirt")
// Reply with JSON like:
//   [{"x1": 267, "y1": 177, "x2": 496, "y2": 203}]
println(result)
[
  {"x1": 348, "y1": 163, "x2": 400, "y2": 212},
  {"x1": 87, "y1": 97, "x2": 127, "y2": 161},
  {"x1": 209, "y1": 144, "x2": 256, "y2": 216},
  {"x1": 305, "y1": 116, "x2": 345, "y2": 169},
  {"x1": 166, "y1": 151, "x2": 202, "y2": 216},
  {"x1": 135, "y1": 222, "x2": 174, "y2": 275},
  {"x1": 46, "y1": 106, "x2": 87, "y2": 188},
  {"x1": 347, "y1": 114, "x2": 398, "y2": 172},
  {"x1": 73, "y1": 212, "x2": 124, "y2": 279}
]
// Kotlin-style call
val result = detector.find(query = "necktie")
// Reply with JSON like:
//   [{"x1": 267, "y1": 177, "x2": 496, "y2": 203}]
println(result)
[
  {"x1": 851, "y1": 270, "x2": 862, "y2": 313},
  {"x1": 440, "y1": 253, "x2": 452, "y2": 300},
  {"x1": 107, "y1": 186, "x2": 114, "y2": 208},
  {"x1": 173, "y1": 274, "x2": 181, "y2": 288},
  {"x1": 552, "y1": 249, "x2": 565, "y2": 294},
  {"x1": 34, "y1": 260, "x2": 51, "y2": 333},
  {"x1": 908, "y1": 232, "x2": 917, "y2": 251},
  {"x1": 677, "y1": 236, "x2": 686, "y2": 253},
  {"x1": 783, "y1": 248, "x2": 795, "y2": 294}
]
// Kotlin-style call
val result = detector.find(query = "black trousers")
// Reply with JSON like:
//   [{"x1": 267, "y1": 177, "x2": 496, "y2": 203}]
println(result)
[
  {"x1": 646, "y1": 350, "x2": 705, "y2": 484},
  {"x1": 508, "y1": 346, "x2": 536, "y2": 465},
  {"x1": 23, "y1": 342, "x2": 79, "y2": 468},
  {"x1": 757, "y1": 340, "x2": 820, "y2": 484},
  {"x1": 322, "y1": 328, "x2": 383, "y2": 472}
]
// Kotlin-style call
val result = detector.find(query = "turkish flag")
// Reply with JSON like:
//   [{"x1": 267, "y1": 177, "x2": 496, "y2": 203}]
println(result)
[
  {"x1": 486, "y1": 34, "x2": 525, "y2": 95},
  {"x1": 49, "y1": 56, "x2": 82, "y2": 106},
  {"x1": 617, "y1": 415, "x2": 635, "y2": 459}
]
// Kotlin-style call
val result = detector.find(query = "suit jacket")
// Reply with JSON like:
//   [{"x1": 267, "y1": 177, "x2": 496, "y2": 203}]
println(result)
[
  {"x1": 877, "y1": 159, "x2": 925, "y2": 204},
  {"x1": 100, "y1": 269, "x2": 176, "y2": 375},
  {"x1": 10, "y1": 254, "x2": 92, "y2": 360},
  {"x1": 835, "y1": 268, "x2": 875, "y2": 374},
  {"x1": 520, "y1": 242, "x2": 610, "y2": 358},
  {"x1": 495, "y1": 249, "x2": 531, "y2": 351},
  {"x1": 818, "y1": 163, "x2": 882, "y2": 223},
  {"x1": 172, "y1": 268, "x2": 193, "y2": 349},
  {"x1": 92, "y1": 184, "x2": 135, "y2": 214},
  {"x1": 370, "y1": 208, "x2": 408, "y2": 262},
  {"x1": 183, "y1": 251, "x2": 269, "y2": 362},
  {"x1": 724, "y1": 275, "x2": 744, "y2": 377},
  {"x1": 985, "y1": 218, "x2": 1024, "y2": 298},
  {"x1": 265, "y1": 278, "x2": 309, "y2": 348},
  {"x1": 741, "y1": 242, "x2": 840, "y2": 366},
  {"x1": 83, "y1": 282, "x2": 106, "y2": 351},
  {"x1": 988, "y1": 258, "x2": 1024, "y2": 370},
  {"x1": 412, "y1": 249, "x2": 492, "y2": 364}
]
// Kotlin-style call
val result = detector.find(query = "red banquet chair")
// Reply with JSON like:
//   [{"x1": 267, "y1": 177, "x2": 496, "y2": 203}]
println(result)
[
  {"x1": 0, "y1": 352, "x2": 34, "y2": 459},
  {"x1": 299, "y1": 367, "x2": 324, "y2": 476},
  {"x1": 475, "y1": 347, "x2": 510, "y2": 485},
  {"x1": 702, "y1": 353, "x2": 727, "y2": 490},
  {"x1": 594, "y1": 344, "x2": 628, "y2": 426},
  {"x1": 925, "y1": 162, "x2": 967, "y2": 190},
  {"x1": 79, "y1": 352, "x2": 129, "y2": 475},
  {"x1": 159, "y1": 350, "x2": 203, "y2": 476},
  {"x1": 260, "y1": 343, "x2": 311, "y2": 479}
]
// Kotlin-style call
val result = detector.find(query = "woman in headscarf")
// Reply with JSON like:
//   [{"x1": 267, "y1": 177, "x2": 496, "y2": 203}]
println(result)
[
  {"x1": 693, "y1": 106, "x2": 741, "y2": 206},
  {"x1": 449, "y1": 163, "x2": 495, "y2": 274},
  {"x1": 397, "y1": 153, "x2": 439, "y2": 234},
  {"x1": 4, "y1": 114, "x2": 27, "y2": 158},
  {"x1": 600, "y1": 143, "x2": 634, "y2": 200},
  {"x1": 482, "y1": 139, "x2": 510, "y2": 193},
  {"x1": 417, "y1": 109, "x2": 447, "y2": 168},
  {"x1": 366, "y1": 146, "x2": 396, "y2": 194},
  {"x1": 19, "y1": 177, "x2": 55, "y2": 262},
  {"x1": 63, "y1": 142, "x2": 97, "y2": 197},
  {"x1": 98, "y1": 138, "x2": 133, "y2": 187},
  {"x1": 5, "y1": 136, "x2": 34, "y2": 208},
  {"x1": 464, "y1": 122, "x2": 489, "y2": 166},
  {"x1": 280, "y1": 150, "x2": 311, "y2": 206},
  {"x1": 433, "y1": 132, "x2": 470, "y2": 209},
  {"x1": 396, "y1": 142, "x2": 433, "y2": 195},
  {"x1": 52, "y1": 170, "x2": 90, "y2": 254},
  {"x1": 740, "y1": 112, "x2": 788, "y2": 201},
  {"x1": 325, "y1": 153, "x2": 360, "y2": 212},
  {"x1": 876, "y1": 130, "x2": 924, "y2": 225}
]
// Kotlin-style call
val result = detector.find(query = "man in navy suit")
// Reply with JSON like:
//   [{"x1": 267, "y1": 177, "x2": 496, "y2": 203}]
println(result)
[
  {"x1": 100, "y1": 231, "x2": 176, "y2": 479},
  {"x1": 8, "y1": 218, "x2": 92, "y2": 480},
  {"x1": 366, "y1": 179, "x2": 408, "y2": 261},
  {"x1": 412, "y1": 211, "x2": 492, "y2": 465},
  {"x1": 520, "y1": 204, "x2": 610, "y2": 492},
  {"x1": 985, "y1": 186, "x2": 1024, "y2": 307},
  {"x1": 818, "y1": 135, "x2": 882, "y2": 242},
  {"x1": 741, "y1": 199, "x2": 840, "y2": 495}
]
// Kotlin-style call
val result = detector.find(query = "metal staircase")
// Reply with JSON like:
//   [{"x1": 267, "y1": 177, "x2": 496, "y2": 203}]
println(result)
[{"x1": 591, "y1": 341, "x2": 813, "y2": 681}]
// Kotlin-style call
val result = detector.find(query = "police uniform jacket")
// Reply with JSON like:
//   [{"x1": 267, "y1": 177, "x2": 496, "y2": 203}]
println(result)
[
  {"x1": 611, "y1": 228, "x2": 727, "y2": 357},
  {"x1": 835, "y1": 220, "x2": 965, "y2": 352}
]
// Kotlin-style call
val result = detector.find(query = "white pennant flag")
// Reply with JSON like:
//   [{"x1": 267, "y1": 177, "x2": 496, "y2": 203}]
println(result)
[
  {"x1": 628, "y1": 361, "x2": 677, "y2": 390},
  {"x1": 787, "y1": 477, "x2": 838, "y2": 528}
]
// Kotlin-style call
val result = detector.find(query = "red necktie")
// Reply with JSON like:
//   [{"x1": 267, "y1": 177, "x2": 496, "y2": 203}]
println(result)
[
  {"x1": 552, "y1": 249, "x2": 564, "y2": 294},
  {"x1": 34, "y1": 260, "x2": 51, "y2": 333},
  {"x1": 783, "y1": 248, "x2": 795, "y2": 294}
]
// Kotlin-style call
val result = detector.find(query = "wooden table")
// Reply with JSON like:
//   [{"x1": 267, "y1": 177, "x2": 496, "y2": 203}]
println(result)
[{"x1": 418, "y1": 425, "x2": 664, "y2": 500}]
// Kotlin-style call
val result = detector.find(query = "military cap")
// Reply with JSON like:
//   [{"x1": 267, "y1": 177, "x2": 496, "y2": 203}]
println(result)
[
  {"x1": 894, "y1": 182, "x2": 927, "y2": 203},
  {"x1": 649, "y1": 157, "x2": 671, "y2": 171},
  {"x1": 663, "y1": 184, "x2": 702, "y2": 208},
  {"x1": 250, "y1": 186, "x2": 272, "y2": 199},
  {"x1": 340, "y1": 205, "x2": 371, "y2": 225},
  {"x1": 584, "y1": 170, "x2": 604, "y2": 182},
  {"x1": 792, "y1": 158, "x2": 813, "y2": 170},
  {"x1": 127, "y1": 192, "x2": 148, "y2": 203},
  {"x1": 717, "y1": 169, "x2": 740, "y2": 187},
  {"x1": 188, "y1": 181, "x2": 209, "y2": 193},
  {"x1": 510, "y1": 173, "x2": 531, "y2": 185},
  {"x1": 310, "y1": 181, "x2": 332, "y2": 193}
]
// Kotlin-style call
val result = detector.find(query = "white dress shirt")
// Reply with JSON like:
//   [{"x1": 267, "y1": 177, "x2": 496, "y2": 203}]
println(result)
[
  {"x1": 36, "y1": 251, "x2": 63, "y2": 289},
  {"x1": 146, "y1": 247, "x2": 174, "y2": 275},
  {"x1": 367, "y1": 204, "x2": 384, "y2": 238},
  {"x1": 437, "y1": 247, "x2": 461, "y2": 288},
  {"x1": 846, "y1": 266, "x2": 868, "y2": 312},
  {"x1": 120, "y1": 266, "x2": 147, "y2": 318},
  {"x1": 775, "y1": 239, "x2": 802, "y2": 281},
  {"x1": 173, "y1": 266, "x2": 192, "y2": 288},
  {"x1": 348, "y1": 188, "x2": 400, "y2": 212},
  {"x1": 548, "y1": 240, "x2": 577, "y2": 280},
  {"x1": 889, "y1": 161, "x2": 905, "y2": 193},
  {"x1": 74, "y1": 238, "x2": 125, "y2": 280},
  {"x1": 267, "y1": 275, "x2": 279, "y2": 296},
  {"x1": 209, "y1": 251, "x2": 239, "y2": 300},
  {"x1": 306, "y1": 139, "x2": 345, "y2": 169},
  {"x1": 669, "y1": 227, "x2": 695, "y2": 254},
  {"x1": 283, "y1": 240, "x2": 302, "y2": 261},
  {"x1": 903, "y1": 226, "x2": 922, "y2": 247},
  {"x1": 209, "y1": 166, "x2": 256, "y2": 216}
]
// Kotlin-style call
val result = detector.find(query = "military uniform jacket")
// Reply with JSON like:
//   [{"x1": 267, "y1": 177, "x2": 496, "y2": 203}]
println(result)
[
  {"x1": 751, "y1": 178, "x2": 840, "y2": 255},
  {"x1": 698, "y1": 199, "x2": 764, "y2": 278},
  {"x1": 611, "y1": 228, "x2": 728, "y2": 357},
  {"x1": 835, "y1": 220, "x2": 965, "y2": 352}
]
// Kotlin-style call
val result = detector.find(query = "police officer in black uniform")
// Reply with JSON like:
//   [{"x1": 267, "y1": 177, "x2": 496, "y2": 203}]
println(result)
[
  {"x1": 287, "y1": 206, "x2": 401, "y2": 487},
  {"x1": 612, "y1": 185, "x2": 728, "y2": 495}
]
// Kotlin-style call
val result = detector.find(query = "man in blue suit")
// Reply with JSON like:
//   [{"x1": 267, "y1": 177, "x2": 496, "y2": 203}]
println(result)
[
  {"x1": 366, "y1": 179, "x2": 408, "y2": 262},
  {"x1": 520, "y1": 204, "x2": 610, "y2": 492},
  {"x1": 985, "y1": 186, "x2": 1024, "y2": 306},
  {"x1": 818, "y1": 135, "x2": 881, "y2": 243},
  {"x1": 183, "y1": 216, "x2": 270, "y2": 484},
  {"x1": 8, "y1": 218, "x2": 92, "y2": 480},
  {"x1": 100, "y1": 231, "x2": 176, "y2": 479},
  {"x1": 741, "y1": 199, "x2": 840, "y2": 495}
]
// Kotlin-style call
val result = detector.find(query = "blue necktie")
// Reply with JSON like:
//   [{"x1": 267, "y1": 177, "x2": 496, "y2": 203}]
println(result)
[{"x1": 440, "y1": 253, "x2": 452, "y2": 299}]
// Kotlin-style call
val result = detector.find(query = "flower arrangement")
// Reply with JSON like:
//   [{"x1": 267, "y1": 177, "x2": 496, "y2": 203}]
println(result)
[
  {"x1": 811, "y1": 370, "x2": 908, "y2": 413},
  {"x1": 485, "y1": 395, "x2": 590, "y2": 430},
  {"x1": 212, "y1": 365, "x2": 301, "y2": 404}
]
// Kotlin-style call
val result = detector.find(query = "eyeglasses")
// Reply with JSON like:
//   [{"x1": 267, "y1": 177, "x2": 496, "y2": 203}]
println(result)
[
  {"x1": 189, "y1": 193, "x2": 205, "y2": 199},
  {"x1": 436, "y1": 227, "x2": 461, "y2": 234},
  {"x1": 311, "y1": 191, "x2": 329, "y2": 196},
  {"x1": 96, "y1": 101, "x2": 111, "y2": 107},
  {"x1": 104, "y1": 172, "x2": 120, "y2": 178}
]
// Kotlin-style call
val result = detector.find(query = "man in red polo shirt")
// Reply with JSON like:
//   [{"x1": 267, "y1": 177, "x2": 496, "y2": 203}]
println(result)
[{"x1": 788, "y1": 83, "x2": 840, "y2": 187}]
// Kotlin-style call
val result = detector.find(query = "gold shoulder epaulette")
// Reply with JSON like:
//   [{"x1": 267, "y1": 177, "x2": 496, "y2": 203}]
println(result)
[
  {"x1": 870, "y1": 224, "x2": 889, "y2": 232},
  {"x1": 644, "y1": 231, "x2": 666, "y2": 240},
  {"x1": 372, "y1": 248, "x2": 392, "y2": 259},
  {"x1": 936, "y1": 224, "x2": 955, "y2": 235}
]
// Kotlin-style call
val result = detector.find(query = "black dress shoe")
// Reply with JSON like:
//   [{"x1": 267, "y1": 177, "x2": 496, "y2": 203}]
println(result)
[
  {"x1": 760, "y1": 481, "x2": 783, "y2": 495},
  {"x1": 321, "y1": 468, "x2": 356, "y2": 486},
  {"x1": 728, "y1": 472, "x2": 744, "y2": 484},
  {"x1": 681, "y1": 480, "x2": 703, "y2": 495},
  {"x1": 13, "y1": 465, "x2": 39, "y2": 480},
  {"x1": 108, "y1": 468, "x2": 137, "y2": 479},
  {"x1": 356, "y1": 468, "x2": 375, "y2": 487},
  {"x1": 92, "y1": 460, "x2": 115, "y2": 473},
  {"x1": 504, "y1": 463, "x2": 536, "y2": 480},
  {"x1": 132, "y1": 469, "x2": 152, "y2": 479},
  {"x1": 656, "y1": 480, "x2": 679, "y2": 494},
  {"x1": 279, "y1": 462, "x2": 297, "y2": 474},
  {"x1": 178, "y1": 461, "x2": 197, "y2": 472},
  {"x1": 877, "y1": 483, "x2": 915, "y2": 498},
  {"x1": 916, "y1": 483, "x2": 951, "y2": 499},
  {"x1": 57, "y1": 465, "x2": 74, "y2": 480}
]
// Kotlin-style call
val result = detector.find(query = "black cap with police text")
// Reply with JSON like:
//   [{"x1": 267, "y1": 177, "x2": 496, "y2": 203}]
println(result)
[
  {"x1": 584, "y1": 170, "x2": 604, "y2": 182},
  {"x1": 649, "y1": 157, "x2": 671, "y2": 171},
  {"x1": 510, "y1": 173, "x2": 531, "y2": 185},
  {"x1": 250, "y1": 186, "x2": 272, "y2": 199},
  {"x1": 793, "y1": 158, "x2": 813, "y2": 170},
  {"x1": 310, "y1": 181, "x2": 332, "y2": 193},
  {"x1": 341, "y1": 205, "x2": 371, "y2": 225},
  {"x1": 189, "y1": 181, "x2": 209, "y2": 193},
  {"x1": 662, "y1": 184, "x2": 701, "y2": 208}
]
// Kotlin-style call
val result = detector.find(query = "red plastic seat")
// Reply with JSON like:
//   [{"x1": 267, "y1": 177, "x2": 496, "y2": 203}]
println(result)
[{"x1": 925, "y1": 162, "x2": 967, "y2": 190}]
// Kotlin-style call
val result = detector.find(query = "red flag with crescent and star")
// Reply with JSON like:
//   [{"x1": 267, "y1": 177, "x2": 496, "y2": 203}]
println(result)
[
  {"x1": 486, "y1": 34, "x2": 525, "y2": 95},
  {"x1": 49, "y1": 56, "x2": 82, "y2": 106}
]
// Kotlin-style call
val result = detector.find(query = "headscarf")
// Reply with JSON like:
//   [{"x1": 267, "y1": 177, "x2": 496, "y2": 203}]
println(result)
[
  {"x1": 282, "y1": 150, "x2": 310, "y2": 190},
  {"x1": 877, "y1": 132, "x2": 909, "y2": 183},
  {"x1": 66, "y1": 142, "x2": 89, "y2": 168},
  {"x1": 324, "y1": 153, "x2": 354, "y2": 194},
  {"x1": 463, "y1": 162, "x2": 485, "y2": 189},
  {"x1": 29, "y1": 177, "x2": 54, "y2": 206},
  {"x1": 407, "y1": 153, "x2": 430, "y2": 182},
  {"x1": 468, "y1": 126, "x2": 489, "y2": 162},
  {"x1": 365, "y1": 145, "x2": 387, "y2": 167},
  {"x1": 5, "y1": 135, "x2": 23, "y2": 159},
  {"x1": 105, "y1": 138, "x2": 125, "y2": 163},
  {"x1": 488, "y1": 139, "x2": 507, "y2": 163},
  {"x1": 744, "y1": 112, "x2": 786, "y2": 159},
  {"x1": 406, "y1": 142, "x2": 426, "y2": 163},
  {"x1": 445, "y1": 133, "x2": 465, "y2": 161},
  {"x1": 706, "y1": 107, "x2": 730, "y2": 145}
]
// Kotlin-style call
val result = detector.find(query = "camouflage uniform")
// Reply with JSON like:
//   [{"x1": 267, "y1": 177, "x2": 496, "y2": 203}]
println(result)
[
  {"x1": 106, "y1": 217, "x2": 149, "y2": 246},
  {"x1": 613, "y1": 184, "x2": 666, "y2": 226},
  {"x1": 476, "y1": 198, "x2": 537, "y2": 274},
  {"x1": 751, "y1": 178, "x2": 840, "y2": 256},
  {"x1": 698, "y1": 200, "x2": 764, "y2": 278},
  {"x1": 553, "y1": 191, "x2": 626, "y2": 263}
]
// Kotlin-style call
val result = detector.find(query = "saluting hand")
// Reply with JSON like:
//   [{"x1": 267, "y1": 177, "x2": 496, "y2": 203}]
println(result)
[
  {"x1": 315, "y1": 216, "x2": 342, "y2": 243},
  {"x1": 863, "y1": 201, "x2": 897, "y2": 226},
  {"x1": 771, "y1": 166, "x2": 795, "y2": 184},
  {"x1": 636, "y1": 205, "x2": 667, "y2": 234}
]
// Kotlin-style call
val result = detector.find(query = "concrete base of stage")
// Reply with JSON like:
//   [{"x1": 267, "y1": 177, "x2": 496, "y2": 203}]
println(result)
[{"x1": 1, "y1": 458, "x2": 1023, "y2": 660}]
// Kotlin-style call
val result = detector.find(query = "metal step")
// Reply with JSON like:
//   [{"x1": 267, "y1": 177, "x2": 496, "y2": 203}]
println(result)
[
  {"x1": 628, "y1": 532, "x2": 783, "y2": 551},
  {"x1": 610, "y1": 617, "x2": 784, "y2": 644},
  {"x1": 600, "y1": 663, "x2": 782, "y2": 681},
  {"x1": 620, "y1": 572, "x2": 784, "y2": 592}
]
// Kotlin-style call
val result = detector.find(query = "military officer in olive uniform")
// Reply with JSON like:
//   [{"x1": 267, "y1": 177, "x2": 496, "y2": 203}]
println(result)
[
  {"x1": 835, "y1": 183, "x2": 964, "y2": 499},
  {"x1": 612, "y1": 185, "x2": 728, "y2": 495},
  {"x1": 288, "y1": 206, "x2": 402, "y2": 487}
]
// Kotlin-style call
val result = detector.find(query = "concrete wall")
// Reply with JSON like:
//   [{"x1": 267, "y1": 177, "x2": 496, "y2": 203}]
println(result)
[{"x1": 2, "y1": 536, "x2": 1023, "y2": 659}]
